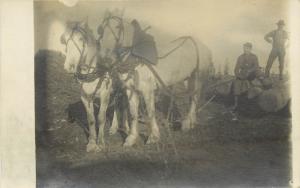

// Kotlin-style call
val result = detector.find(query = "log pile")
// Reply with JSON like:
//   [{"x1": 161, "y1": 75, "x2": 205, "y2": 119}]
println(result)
[
  {"x1": 213, "y1": 76, "x2": 290, "y2": 113},
  {"x1": 258, "y1": 81, "x2": 290, "y2": 112}
]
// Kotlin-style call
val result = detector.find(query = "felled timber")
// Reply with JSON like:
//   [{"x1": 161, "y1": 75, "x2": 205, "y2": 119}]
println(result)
[
  {"x1": 213, "y1": 75, "x2": 290, "y2": 113},
  {"x1": 257, "y1": 81, "x2": 290, "y2": 112}
]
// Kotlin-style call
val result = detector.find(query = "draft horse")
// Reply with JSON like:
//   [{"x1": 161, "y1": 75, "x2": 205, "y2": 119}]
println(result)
[
  {"x1": 97, "y1": 14, "x2": 212, "y2": 147},
  {"x1": 61, "y1": 21, "x2": 120, "y2": 152}
]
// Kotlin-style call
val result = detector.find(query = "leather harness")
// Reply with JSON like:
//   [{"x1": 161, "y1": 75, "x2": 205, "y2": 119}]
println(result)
[{"x1": 62, "y1": 23, "x2": 109, "y2": 103}]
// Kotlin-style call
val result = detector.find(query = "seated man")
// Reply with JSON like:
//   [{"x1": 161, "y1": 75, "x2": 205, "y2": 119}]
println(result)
[{"x1": 232, "y1": 42, "x2": 260, "y2": 110}]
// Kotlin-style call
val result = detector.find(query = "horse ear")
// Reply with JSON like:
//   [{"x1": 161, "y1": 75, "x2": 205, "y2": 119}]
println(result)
[{"x1": 60, "y1": 34, "x2": 66, "y2": 45}]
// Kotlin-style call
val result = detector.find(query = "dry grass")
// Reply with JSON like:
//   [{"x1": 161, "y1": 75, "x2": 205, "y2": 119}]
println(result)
[{"x1": 35, "y1": 50, "x2": 291, "y2": 188}]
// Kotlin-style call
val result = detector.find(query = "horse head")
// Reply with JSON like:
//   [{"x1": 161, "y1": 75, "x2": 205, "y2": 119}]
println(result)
[
  {"x1": 60, "y1": 20, "x2": 96, "y2": 74},
  {"x1": 97, "y1": 11, "x2": 132, "y2": 63}
]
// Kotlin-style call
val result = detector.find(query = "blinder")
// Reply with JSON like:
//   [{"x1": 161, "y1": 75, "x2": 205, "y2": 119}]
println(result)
[{"x1": 60, "y1": 34, "x2": 66, "y2": 45}]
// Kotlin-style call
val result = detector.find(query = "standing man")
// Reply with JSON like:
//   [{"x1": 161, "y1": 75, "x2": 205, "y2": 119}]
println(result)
[
  {"x1": 264, "y1": 20, "x2": 289, "y2": 80},
  {"x1": 232, "y1": 42, "x2": 259, "y2": 110}
]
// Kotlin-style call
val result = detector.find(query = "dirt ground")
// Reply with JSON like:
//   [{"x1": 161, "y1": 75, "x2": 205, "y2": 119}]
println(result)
[{"x1": 35, "y1": 50, "x2": 291, "y2": 188}]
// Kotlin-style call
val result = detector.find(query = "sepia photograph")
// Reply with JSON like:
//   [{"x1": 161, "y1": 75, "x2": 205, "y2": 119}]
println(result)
[{"x1": 27, "y1": 0, "x2": 297, "y2": 187}]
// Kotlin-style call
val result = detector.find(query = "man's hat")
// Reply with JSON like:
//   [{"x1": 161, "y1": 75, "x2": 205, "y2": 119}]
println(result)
[
  {"x1": 276, "y1": 20, "x2": 285, "y2": 26},
  {"x1": 243, "y1": 42, "x2": 252, "y2": 48}
]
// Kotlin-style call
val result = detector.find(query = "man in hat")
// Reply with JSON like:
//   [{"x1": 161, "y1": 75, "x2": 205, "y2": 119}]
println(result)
[
  {"x1": 264, "y1": 20, "x2": 289, "y2": 80},
  {"x1": 232, "y1": 42, "x2": 260, "y2": 110}
]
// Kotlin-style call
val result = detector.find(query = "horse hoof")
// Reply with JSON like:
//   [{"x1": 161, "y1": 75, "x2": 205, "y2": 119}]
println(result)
[
  {"x1": 123, "y1": 135, "x2": 137, "y2": 147},
  {"x1": 86, "y1": 141, "x2": 101, "y2": 152},
  {"x1": 146, "y1": 134, "x2": 160, "y2": 145},
  {"x1": 109, "y1": 126, "x2": 118, "y2": 135}
]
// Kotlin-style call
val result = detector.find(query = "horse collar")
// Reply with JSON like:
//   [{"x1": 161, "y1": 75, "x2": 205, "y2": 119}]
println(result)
[{"x1": 75, "y1": 53, "x2": 100, "y2": 83}]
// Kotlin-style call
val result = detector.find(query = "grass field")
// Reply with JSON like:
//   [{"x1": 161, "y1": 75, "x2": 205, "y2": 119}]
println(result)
[{"x1": 35, "y1": 50, "x2": 291, "y2": 188}]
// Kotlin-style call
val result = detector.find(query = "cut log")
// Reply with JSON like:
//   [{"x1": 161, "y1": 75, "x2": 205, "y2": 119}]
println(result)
[{"x1": 258, "y1": 82, "x2": 290, "y2": 112}]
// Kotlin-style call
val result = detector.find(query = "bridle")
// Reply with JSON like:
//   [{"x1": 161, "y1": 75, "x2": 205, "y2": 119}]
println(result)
[
  {"x1": 61, "y1": 23, "x2": 98, "y2": 79},
  {"x1": 98, "y1": 15, "x2": 125, "y2": 45},
  {"x1": 97, "y1": 15, "x2": 128, "y2": 62}
]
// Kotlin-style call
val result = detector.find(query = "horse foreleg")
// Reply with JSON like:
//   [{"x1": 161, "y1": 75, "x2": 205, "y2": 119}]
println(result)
[
  {"x1": 81, "y1": 96, "x2": 100, "y2": 152},
  {"x1": 109, "y1": 110, "x2": 119, "y2": 135},
  {"x1": 142, "y1": 86, "x2": 160, "y2": 144},
  {"x1": 117, "y1": 107, "x2": 130, "y2": 134},
  {"x1": 123, "y1": 89, "x2": 139, "y2": 147},
  {"x1": 120, "y1": 90, "x2": 130, "y2": 134},
  {"x1": 110, "y1": 97, "x2": 130, "y2": 135},
  {"x1": 123, "y1": 108, "x2": 130, "y2": 134},
  {"x1": 97, "y1": 81, "x2": 111, "y2": 148}
]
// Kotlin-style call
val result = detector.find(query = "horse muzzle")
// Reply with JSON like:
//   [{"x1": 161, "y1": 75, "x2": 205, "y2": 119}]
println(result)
[{"x1": 64, "y1": 64, "x2": 76, "y2": 74}]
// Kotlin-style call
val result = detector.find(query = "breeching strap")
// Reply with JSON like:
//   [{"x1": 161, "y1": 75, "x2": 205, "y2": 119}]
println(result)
[{"x1": 144, "y1": 36, "x2": 200, "y2": 98}]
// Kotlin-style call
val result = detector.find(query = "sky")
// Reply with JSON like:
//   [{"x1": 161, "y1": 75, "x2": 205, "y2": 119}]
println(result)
[{"x1": 35, "y1": 0, "x2": 290, "y2": 74}]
